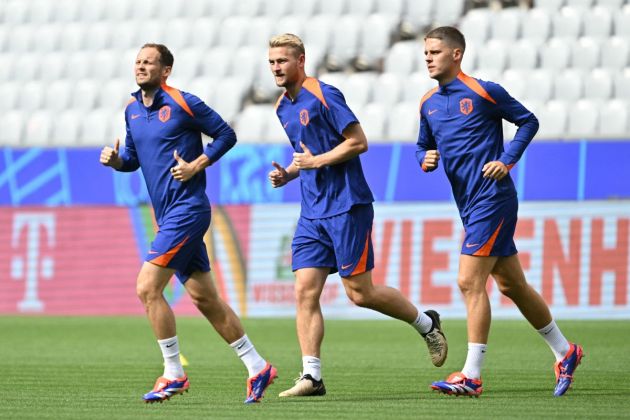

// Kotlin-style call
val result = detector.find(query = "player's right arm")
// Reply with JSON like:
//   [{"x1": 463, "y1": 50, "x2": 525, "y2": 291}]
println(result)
[
  {"x1": 415, "y1": 108, "x2": 439, "y2": 172},
  {"x1": 100, "y1": 120, "x2": 140, "y2": 172},
  {"x1": 268, "y1": 160, "x2": 299, "y2": 188}
]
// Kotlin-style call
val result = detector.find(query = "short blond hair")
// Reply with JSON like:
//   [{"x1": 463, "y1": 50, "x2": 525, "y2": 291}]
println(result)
[{"x1": 269, "y1": 33, "x2": 305, "y2": 57}]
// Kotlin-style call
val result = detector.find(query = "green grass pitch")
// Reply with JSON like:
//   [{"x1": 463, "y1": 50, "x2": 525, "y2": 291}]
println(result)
[{"x1": 3, "y1": 316, "x2": 629, "y2": 419}]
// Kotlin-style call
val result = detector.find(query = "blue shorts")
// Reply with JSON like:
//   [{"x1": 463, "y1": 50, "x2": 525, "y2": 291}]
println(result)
[
  {"x1": 292, "y1": 204, "x2": 374, "y2": 278},
  {"x1": 461, "y1": 198, "x2": 518, "y2": 257},
  {"x1": 146, "y1": 211, "x2": 211, "y2": 283}
]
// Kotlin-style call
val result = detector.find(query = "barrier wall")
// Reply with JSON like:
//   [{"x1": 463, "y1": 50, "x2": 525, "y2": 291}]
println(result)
[{"x1": 2, "y1": 202, "x2": 628, "y2": 319}]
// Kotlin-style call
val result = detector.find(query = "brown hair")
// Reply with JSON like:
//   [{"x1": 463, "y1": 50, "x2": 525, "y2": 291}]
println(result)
[
  {"x1": 424, "y1": 26, "x2": 466, "y2": 52},
  {"x1": 140, "y1": 43, "x2": 174, "y2": 67}
]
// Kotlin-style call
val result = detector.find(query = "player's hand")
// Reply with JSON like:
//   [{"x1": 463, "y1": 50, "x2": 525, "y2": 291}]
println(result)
[
  {"x1": 268, "y1": 161, "x2": 290, "y2": 188},
  {"x1": 170, "y1": 150, "x2": 195, "y2": 182},
  {"x1": 292, "y1": 142, "x2": 320, "y2": 170},
  {"x1": 482, "y1": 160, "x2": 508, "y2": 180},
  {"x1": 100, "y1": 138, "x2": 122, "y2": 169},
  {"x1": 423, "y1": 150, "x2": 440, "y2": 171}
]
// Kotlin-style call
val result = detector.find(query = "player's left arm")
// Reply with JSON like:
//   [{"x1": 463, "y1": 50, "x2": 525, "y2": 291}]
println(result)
[
  {"x1": 171, "y1": 94, "x2": 237, "y2": 182},
  {"x1": 292, "y1": 122, "x2": 367, "y2": 169},
  {"x1": 483, "y1": 82, "x2": 539, "y2": 180}
]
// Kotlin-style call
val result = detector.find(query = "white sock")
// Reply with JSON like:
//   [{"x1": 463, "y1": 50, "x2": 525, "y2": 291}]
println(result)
[
  {"x1": 158, "y1": 336, "x2": 185, "y2": 380},
  {"x1": 410, "y1": 309, "x2": 434, "y2": 335},
  {"x1": 537, "y1": 320, "x2": 571, "y2": 362},
  {"x1": 302, "y1": 356, "x2": 322, "y2": 381},
  {"x1": 230, "y1": 334, "x2": 267, "y2": 377},
  {"x1": 461, "y1": 343, "x2": 487, "y2": 380}
]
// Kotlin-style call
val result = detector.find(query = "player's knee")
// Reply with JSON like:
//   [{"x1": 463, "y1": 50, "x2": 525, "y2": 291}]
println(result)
[
  {"x1": 136, "y1": 281, "x2": 158, "y2": 304},
  {"x1": 457, "y1": 274, "x2": 481, "y2": 295},
  {"x1": 345, "y1": 287, "x2": 371, "y2": 307},
  {"x1": 294, "y1": 283, "x2": 318, "y2": 307}
]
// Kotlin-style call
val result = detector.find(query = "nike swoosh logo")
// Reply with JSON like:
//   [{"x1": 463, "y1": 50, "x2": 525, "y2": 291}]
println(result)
[
  {"x1": 166, "y1": 343, "x2": 175, "y2": 348},
  {"x1": 237, "y1": 343, "x2": 245, "y2": 349},
  {"x1": 341, "y1": 263, "x2": 353, "y2": 270},
  {"x1": 148, "y1": 250, "x2": 159, "y2": 254},
  {"x1": 465, "y1": 243, "x2": 479, "y2": 248},
  {"x1": 428, "y1": 109, "x2": 438, "y2": 115},
  {"x1": 131, "y1": 114, "x2": 141, "y2": 119}
]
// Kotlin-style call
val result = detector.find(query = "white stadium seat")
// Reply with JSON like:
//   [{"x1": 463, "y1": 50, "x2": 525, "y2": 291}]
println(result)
[
  {"x1": 320, "y1": 0, "x2": 347, "y2": 16},
  {"x1": 99, "y1": 78, "x2": 134, "y2": 111},
  {"x1": 25, "y1": 111, "x2": 53, "y2": 146},
  {"x1": 263, "y1": 112, "x2": 288, "y2": 143},
  {"x1": 386, "y1": 101, "x2": 420, "y2": 141},
  {"x1": 571, "y1": 37, "x2": 601, "y2": 70},
  {"x1": 476, "y1": 39, "x2": 507, "y2": 71},
  {"x1": 71, "y1": 79, "x2": 99, "y2": 110},
  {"x1": 234, "y1": 0, "x2": 263, "y2": 17},
  {"x1": 188, "y1": 77, "x2": 217, "y2": 106},
  {"x1": 3, "y1": 0, "x2": 29, "y2": 25},
  {"x1": 613, "y1": 5, "x2": 630, "y2": 37},
  {"x1": 384, "y1": 41, "x2": 420, "y2": 76},
  {"x1": 614, "y1": 68, "x2": 630, "y2": 99},
  {"x1": 601, "y1": 37, "x2": 629, "y2": 70},
  {"x1": 0, "y1": 53, "x2": 13, "y2": 82},
  {"x1": 0, "y1": 111, "x2": 25, "y2": 146},
  {"x1": 65, "y1": 51, "x2": 91, "y2": 81},
  {"x1": 28, "y1": 0, "x2": 56, "y2": 23},
  {"x1": 327, "y1": 15, "x2": 361, "y2": 68},
  {"x1": 596, "y1": 0, "x2": 624, "y2": 10},
  {"x1": 235, "y1": 105, "x2": 272, "y2": 142},
  {"x1": 533, "y1": 0, "x2": 565, "y2": 12},
  {"x1": 568, "y1": 99, "x2": 599, "y2": 137},
  {"x1": 565, "y1": 0, "x2": 593, "y2": 9},
  {"x1": 507, "y1": 39, "x2": 538, "y2": 70},
  {"x1": 33, "y1": 24, "x2": 61, "y2": 53},
  {"x1": 190, "y1": 18, "x2": 219, "y2": 50},
  {"x1": 599, "y1": 99, "x2": 628, "y2": 137},
  {"x1": 375, "y1": 0, "x2": 404, "y2": 17},
  {"x1": 343, "y1": 72, "x2": 377, "y2": 110},
  {"x1": 347, "y1": 0, "x2": 375, "y2": 17},
  {"x1": 159, "y1": 19, "x2": 191, "y2": 50},
  {"x1": 78, "y1": 0, "x2": 107, "y2": 22},
  {"x1": 211, "y1": 77, "x2": 249, "y2": 122},
  {"x1": 208, "y1": 0, "x2": 236, "y2": 20},
  {"x1": 199, "y1": 47, "x2": 233, "y2": 79},
  {"x1": 231, "y1": 46, "x2": 265, "y2": 86},
  {"x1": 58, "y1": 23, "x2": 85, "y2": 52},
  {"x1": 0, "y1": 82, "x2": 20, "y2": 113},
  {"x1": 218, "y1": 16, "x2": 250, "y2": 49},
  {"x1": 13, "y1": 54, "x2": 39, "y2": 82},
  {"x1": 155, "y1": 0, "x2": 185, "y2": 19},
  {"x1": 304, "y1": 14, "x2": 334, "y2": 50},
  {"x1": 318, "y1": 72, "x2": 348, "y2": 92},
  {"x1": 357, "y1": 103, "x2": 387, "y2": 140},
  {"x1": 459, "y1": 9, "x2": 491, "y2": 45},
  {"x1": 357, "y1": 14, "x2": 397, "y2": 68},
  {"x1": 274, "y1": 15, "x2": 305, "y2": 36},
  {"x1": 81, "y1": 108, "x2": 113, "y2": 146},
  {"x1": 583, "y1": 68, "x2": 613, "y2": 100},
  {"x1": 540, "y1": 38, "x2": 571, "y2": 70},
  {"x1": 51, "y1": 110, "x2": 82, "y2": 145},
  {"x1": 525, "y1": 69, "x2": 554, "y2": 102},
  {"x1": 93, "y1": 50, "x2": 119, "y2": 81},
  {"x1": 554, "y1": 69, "x2": 583, "y2": 101},
  {"x1": 44, "y1": 80, "x2": 74, "y2": 113},
  {"x1": 260, "y1": 0, "x2": 293, "y2": 18},
  {"x1": 522, "y1": 8, "x2": 552, "y2": 46},
  {"x1": 501, "y1": 69, "x2": 527, "y2": 100},
  {"x1": 372, "y1": 73, "x2": 403, "y2": 109},
  {"x1": 40, "y1": 52, "x2": 67, "y2": 82},
  {"x1": 491, "y1": 8, "x2": 523, "y2": 42},
  {"x1": 286, "y1": 0, "x2": 318, "y2": 16},
  {"x1": 552, "y1": 7, "x2": 583, "y2": 39},
  {"x1": 539, "y1": 100, "x2": 569, "y2": 139},
  {"x1": 245, "y1": 16, "x2": 273, "y2": 47},
  {"x1": 103, "y1": 0, "x2": 130, "y2": 21},
  {"x1": 170, "y1": 48, "x2": 201, "y2": 81},
  {"x1": 582, "y1": 7, "x2": 613, "y2": 39},
  {"x1": 20, "y1": 81, "x2": 45, "y2": 112},
  {"x1": 110, "y1": 21, "x2": 137, "y2": 50},
  {"x1": 434, "y1": 0, "x2": 465, "y2": 25},
  {"x1": 7, "y1": 25, "x2": 32, "y2": 53},
  {"x1": 402, "y1": 72, "x2": 437, "y2": 103}
]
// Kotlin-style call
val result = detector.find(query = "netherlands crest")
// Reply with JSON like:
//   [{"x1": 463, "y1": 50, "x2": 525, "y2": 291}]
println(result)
[
  {"x1": 459, "y1": 98, "x2": 473, "y2": 115},
  {"x1": 159, "y1": 105, "x2": 171, "y2": 122},
  {"x1": 299, "y1": 109, "x2": 310, "y2": 126}
]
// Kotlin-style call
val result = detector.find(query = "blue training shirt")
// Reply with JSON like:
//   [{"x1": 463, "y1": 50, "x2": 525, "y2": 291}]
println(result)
[
  {"x1": 275, "y1": 77, "x2": 374, "y2": 219},
  {"x1": 416, "y1": 72, "x2": 539, "y2": 218},
  {"x1": 118, "y1": 84, "x2": 236, "y2": 224}
]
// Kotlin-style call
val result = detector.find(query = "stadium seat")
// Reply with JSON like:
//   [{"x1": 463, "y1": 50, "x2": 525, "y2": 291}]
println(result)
[
  {"x1": 235, "y1": 105, "x2": 272, "y2": 143},
  {"x1": 347, "y1": 0, "x2": 375, "y2": 17},
  {"x1": 234, "y1": 0, "x2": 263, "y2": 17},
  {"x1": 284, "y1": 0, "x2": 318, "y2": 16},
  {"x1": 384, "y1": 41, "x2": 420, "y2": 76},
  {"x1": 170, "y1": 48, "x2": 201, "y2": 81},
  {"x1": 537, "y1": 100, "x2": 568, "y2": 139},
  {"x1": 245, "y1": 16, "x2": 273, "y2": 47},
  {"x1": 401, "y1": 0, "x2": 434, "y2": 35},
  {"x1": 304, "y1": 14, "x2": 334, "y2": 51},
  {"x1": 318, "y1": 72, "x2": 348, "y2": 92},
  {"x1": 13, "y1": 53, "x2": 39, "y2": 82},
  {"x1": 386, "y1": 101, "x2": 420, "y2": 141},
  {"x1": 28, "y1": 0, "x2": 55, "y2": 23},
  {"x1": 501, "y1": 69, "x2": 527, "y2": 99},
  {"x1": 274, "y1": 15, "x2": 305, "y2": 36},
  {"x1": 459, "y1": 8, "x2": 491, "y2": 45},
  {"x1": 0, "y1": 26, "x2": 6, "y2": 53},
  {"x1": 93, "y1": 50, "x2": 118, "y2": 81},
  {"x1": 599, "y1": 99, "x2": 628, "y2": 136},
  {"x1": 0, "y1": 53, "x2": 13, "y2": 82},
  {"x1": 343, "y1": 72, "x2": 378, "y2": 110},
  {"x1": 231, "y1": 46, "x2": 265, "y2": 86},
  {"x1": 320, "y1": 0, "x2": 347, "y2": 16},
  {"x1": 327, "y1": 15, "x2": 361, "y2": 69},
  {"x1": 525, "y1": 69, "x2": 554, "y2": 102},
  {"x1": 402, "y1": 72, "x2": 436, "y2": 102},
  {"x1": 83, "y1": 22, "x2": 111, "y2": 50},
  {"x1": 58, "y1": 23, "x2": 86, "y2": 51},
  {"x1": 103, "y1": 0, "x2": 131, "y2": 21},
  {"x1": 552, "y1": 7, "x2": 583, "y2": 39},
  {"x1": 582, "y1": 7, "x2": 613, "y2": 39},
  {"x1": 99, "y1": 78, "x2": 134, "y2": 110},
  {"x1": 554, "y1": 69, "x2": 584, "y2": 101},
  {"x1": 357, "y1": 14, "x2": 397, "y2": 69},
  {"x1": 25, "y1": 111, "x2": 53, "y2": 146},
  {"x1": 357, "y1": 103, "x2": 387, "y2": 140},
  {"x1": 142, "y1": 20, "x2": 163, "y2": 47},
  {"x1": 65, "y1": 51, "x2": 91, "y2": 81},
  {"x1": 583, "y1": 68, "x2": 613, "y2": 100},
  {"x1": 53, "y1": 0, "x2": 81, "y2": 22},
  {"x1": 40, "y1": 52, "x2": 66, "y2": 82},
  {"x1": 33, "y1": 24, "x2": 61, "y2": 53},
  {"x1": 567, "y1": 99, "x2": 599, "y2": 137},
  {"x1": 613, "y1": 5, "x2": 630, "y2": 37},
  {"x1": 565, "y1": 0, "x2": 594, "y2": 9},
  {"x1": 81, "y1": 108, "x2": 113, "y2": 146},
  {"x1": 155, "y1": 0, "x2": 185, "y2": 19},
  {"x1": 0, "y1": 111, "x2": 25, "y2": 146},
  {"x1": 211, "y1": 77, "x2": 249, "y2": 122},
  {"x1": 51, "y1": 110, "x2": 81, "y2": 145},
  {"x1": 476, "y1": 39, "x2": 507, "y2": 72},
  {"x1": 596, "y1": 0, "x2": 625, "y2": 11},
  {"x1": 44, "y1": 80, "x2": 73, "y2": 113},
  {"x1": 7, "y1": 25, "x2": 32, "y2": 53},
  {"x1": 614, "y1": 68, "x2": 630, "y2": 99},
  {"x1": 71, "y1": 79, "x2": 99, "y2": 110},
  {"x1": 507, "y1": 39, "x2": 538, "y2": 70},
  {"x1": 533, "y1": 0, "x2": 565, "y2": 12},
  {"x1": 472, "y1": 68, "x2": 502, "y2": 83},
  {"x1": 218, "y1": 16, "x2": 252, "y2": 49},
  {"x1": 0, "y1": 81, "x2": 21, "y2": 113},
  {"x1": 208, "y1": 0, "x2": 236, "y2": 20},
  {"x1": 20, "y1": 81, "x2": 45, "y2": 112},
  {"x1": 3, "y1": 0, "x2": 29, "y2": 24},
  {"x1": 188, "y1": 77, "x2": 217, "y2": 106},
  {"x1": 571, "y1": 37, "x2": 600, "y2": 71},
  {"x1": 260, "y1": 0, "x2": 293, "y2": 17},
  {"x1": 160, "y1": 19, "x2": 192, "y2": 50},
  {"x1": 521, "y1": 8, "x2": 552, "y2": 46},
  {"x1": 78, "y1": 0, "x2": 107, "y2": 22},
  {"x1": 190, "y1": 18, "x2": 219, "y2": 49},
  {"x1": 491, "y1": 8, "x2": 523, "y2": 42},
  {"x1": 200, "y1": 47, "x2": 233, "y2": 79},
  {"x1": 540, "y1": 38, "x2": 571, "y2": 71},
  {"x1": 372, "y1": 73, "x2": 403, "y2": 109},
  {"x1": 374, "y1": 0, "x2": 404, "y2": 17},
  {"x1": 110, "y1": 21, "x2": 137, "y2": 50},
  {"x1": 434, "y1": 0, "x2": 465, "y2": 25},
  {"x1": 601, "y1": 36, "x2": 629, "y2": 70}
]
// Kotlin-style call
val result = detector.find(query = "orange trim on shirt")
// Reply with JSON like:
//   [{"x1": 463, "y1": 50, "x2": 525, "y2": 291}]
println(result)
[
  {"x1": 457, "y1": 72, "x2": 497, "y2": 104},
  {"x1": 150, "y1": 236, "x2": 189, "y2": 267},
  {"x1": 125, "y1": 97, "x2": 136, "y2": 108},
  {"x1": 274, "y1": 92, "x2": 285, "y2": 111},
  {"x1": 473, "y1": 219, "x2": 504, "y2": 257},
  {"x1": 302, "y1": 77, "x2": 329, "y2": 109},
  {"x1": 162, "y1": 84, "x2": 194, "y2": 117},
  {"x1": 350, "y1": 232, "x2": 370, "y2": 276},
  {"x1": 419, "y1": 87, "x2": 439, "y2": 111}
]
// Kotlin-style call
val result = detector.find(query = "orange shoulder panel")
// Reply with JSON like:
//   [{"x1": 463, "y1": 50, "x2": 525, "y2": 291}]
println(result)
[
  {"x1": 419, "y1": 87, "x2": 438, "y2": 112},
  {"x1": 161, "y1": 84, "x2": 194, "y2": 117},
  {"x1": 457, "y1": 72, "x2": 497, "y2": 104},
  {"x1": 274, "y1": 92, "x2": 285, "y2": 111},
  {"x1": 125, "y1": 97, "x2": 136, "y2": 108},
  {"x1": 302, "y1": 77, "x2": 329, "y2": 109}
]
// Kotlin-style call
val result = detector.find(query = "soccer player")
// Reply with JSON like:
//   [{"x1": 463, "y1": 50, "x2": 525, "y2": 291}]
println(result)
[
  {"x1": 99, "y1": 43, "x2": 276, "y2": 404},
  {"x1": 267, "y1": 33, "x2": 448, "y2": 397},
  {"x1": 416, "y1": 27, "x2": 583, "y2": 397}
]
